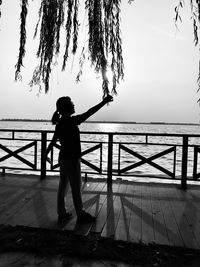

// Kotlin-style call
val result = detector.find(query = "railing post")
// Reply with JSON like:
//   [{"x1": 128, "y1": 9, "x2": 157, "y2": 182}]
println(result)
[
  {"x1": 181, "y1": 136, "x2": 188, "y2": 190},
  {"x1": 1, "y1": 167, "x2": 5, "y2": 176},
  {"x1": 193, "y1": 146, "x2": 198, "y2": 180},
  {"x1": 41, "y1": 131, "x2": 47, "y2": 180},
  {"x1": 107, "y1": 133, "x2": 113, "y2": 184}
]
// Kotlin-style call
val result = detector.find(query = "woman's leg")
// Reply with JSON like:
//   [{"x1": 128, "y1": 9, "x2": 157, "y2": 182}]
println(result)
[
  {"x1": 67, "y1": 158, "x2": 83, "y2": 216},
  {"x1": 62, "y1": 158, "x2": 95, "y2": 222},
  {"x1": 57, "y1": 159, "x2": 70, "y2": 216}
]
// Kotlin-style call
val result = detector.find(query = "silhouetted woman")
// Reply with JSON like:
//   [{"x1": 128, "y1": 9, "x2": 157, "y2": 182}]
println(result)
[{"x1": 45, "y1": 95, "x2": 113, "y2": 223}]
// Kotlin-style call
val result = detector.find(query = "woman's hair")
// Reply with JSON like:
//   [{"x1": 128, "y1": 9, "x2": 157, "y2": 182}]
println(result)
[
  {"x1": 51, "y1": 111, "x2": 60, "y2": 125},
  {"x1": 51, "y1": 96, "x2": 72, "y2": 125}
]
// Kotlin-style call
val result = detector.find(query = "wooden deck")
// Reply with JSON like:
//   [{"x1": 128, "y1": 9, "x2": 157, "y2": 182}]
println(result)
[{"x1": 1, "y1": 174, "x2": 200, "y2": 250}]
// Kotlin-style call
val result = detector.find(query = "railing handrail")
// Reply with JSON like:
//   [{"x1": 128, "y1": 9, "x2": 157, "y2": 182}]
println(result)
[{"x1": 1, "y1": 128, "x2": 200, "y2": 138}]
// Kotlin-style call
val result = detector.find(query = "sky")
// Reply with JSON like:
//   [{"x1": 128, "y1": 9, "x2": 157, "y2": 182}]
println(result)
[{"x1": 0, "y1": 0, "x2": 199, "y2": 123}]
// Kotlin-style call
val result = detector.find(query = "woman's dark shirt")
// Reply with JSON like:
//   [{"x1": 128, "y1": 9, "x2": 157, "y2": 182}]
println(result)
[
  {"x1": 55, "y1": 113, "x2": 87, "y2": 159},
  {"x1": 54, "y1": 102, "x2": 105, "y2": 160}
]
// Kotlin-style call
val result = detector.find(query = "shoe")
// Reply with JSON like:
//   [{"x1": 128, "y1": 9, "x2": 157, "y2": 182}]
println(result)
[
  {"x1": 58, "y1": 212, "x2": 72, "y2": 223},
  {"x1": 77, "y1": 211, "x2": 96, "y2": 223}
]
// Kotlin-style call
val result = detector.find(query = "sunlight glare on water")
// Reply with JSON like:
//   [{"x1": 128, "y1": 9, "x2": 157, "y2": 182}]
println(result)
[{"x1": 97, "y1": 122, "x2": 121, "y2": 133}]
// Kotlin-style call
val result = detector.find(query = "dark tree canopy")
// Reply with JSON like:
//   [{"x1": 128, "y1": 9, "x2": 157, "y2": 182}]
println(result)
[{"x1": 0, "y1": 0, "x2": 200, "y2": 97}]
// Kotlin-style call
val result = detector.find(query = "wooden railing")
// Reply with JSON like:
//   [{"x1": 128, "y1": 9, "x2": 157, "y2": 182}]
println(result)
[{"x1": 0, "y1": 129, "x2": 200, "y2": 189}]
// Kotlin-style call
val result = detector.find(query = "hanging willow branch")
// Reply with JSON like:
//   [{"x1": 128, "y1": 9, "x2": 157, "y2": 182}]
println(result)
[
  {"x1": 30, "y1": 0, "x2": 124, "y2": 95},
  {"x1": 15, "y1": 0, "x2": 28, "y2": 81},
  {"x1": 1, "y1": 0, "x2": 200, "y2": 96},
  {"x1": 175, "y1": 0, "x2": 200, "y2": 96},
  {"x1": 175, "y1": 0, "x2": 200, "y2": 45},
  {"x1": 62, "y1": 0, "x2": 76, "y2": 70},
  {"x1": 189, "y1": 0, "x2": 200, "y2": 95},
  {"x1": 29, "y1": 0, "x2": 66, "y2": 93},
  {"x1": 0, "y1": 0, "x2": 2, "y2": 18},
  {"x1": 87, "y1": 0, "x2": 109, "y2": 96},
  {"x1": 84, "y1": 0, "x2": 124, "y2": 96}
]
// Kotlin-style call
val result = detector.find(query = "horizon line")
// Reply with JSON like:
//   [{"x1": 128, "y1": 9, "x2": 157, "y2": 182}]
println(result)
[{"x1": 0, "y1": 118, "x2": 199, "y2": 126}]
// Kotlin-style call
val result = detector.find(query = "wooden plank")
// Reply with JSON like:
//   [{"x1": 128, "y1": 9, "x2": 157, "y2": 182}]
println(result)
[
  {"x1": 85, "y1": 181, "x2": 107, "y2": 217},
  {"x1": 114, "y1": 181, "x2": 136, "y2": 241},
  {"x1": 101, "y1": 182, "x2": 128, "y2": 238},
  {"x1": 158, "y1": 185, "x2": 184, "y2": 247},
  {"x1": 150, "y1": 185, "x2": 170, "y2": 246},
  {"x1": 0, "y1": 187, "x2": 20, "y2": 214},
  {"x1": 90, "y1": 182, "x2": 112, "y2": 233},
  {"x1": 112, "y1": 182, "x2": 129, "y2": 239},
  {"x1": 186, "y1": 187, "x2": 200, "y2": 248},
  {"x1": 167, "y1": 185, "x2": 199, "y2": 249},
  {"x1": 74, "y1": 181, "x2": 106, "y2": 236},
  {"x1": 140, "y1": 184, "x2": 154, "y2": 244},
  {"x1": 0, "y1": 175, "x2": 40, "y2": 188},
  {"x1": 0, "y1": 187, "x2": 16, "y2": 197},
  {"x1": 6, "y1": 189, "x2": 54, "y2": 228},
  {"x1": 91, "y1": 181, "x2": 121, "y2": 235},
  {"x1": 98, "y1": 182, "x2": 122, "y2": 237},
  {"x1": 0, "y1": 187, "x2": 37, "y2": 225},
  {"x1": 174, "y1": 186, "x2": 200, "y2": 249},
  {"x1": 0, "y1": 187, "x2": 26, "y2": 221},
  {"x1": 1, "y1": 176, "x2": 71, "y2": 229},
  {"x1": 127, "y1": 183, "x2": 142, "y2": 243}
]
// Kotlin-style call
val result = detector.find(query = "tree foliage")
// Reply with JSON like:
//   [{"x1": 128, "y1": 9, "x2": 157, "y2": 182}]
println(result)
[{"x1": 0, "y1": 0, "x2": 200, "y2": 96}]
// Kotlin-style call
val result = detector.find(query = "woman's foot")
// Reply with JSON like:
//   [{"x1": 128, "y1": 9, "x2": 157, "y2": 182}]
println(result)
[
  {"x1": 77, "y1": 211, "x2": 96, "y2": 223},
  {"x1": 58, "y1": 212, "x2": 72, "y2": 223}
]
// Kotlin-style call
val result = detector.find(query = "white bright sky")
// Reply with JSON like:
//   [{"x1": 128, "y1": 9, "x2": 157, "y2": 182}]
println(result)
[{"x1": 0, "y1": 0, "x2": 199, "y2": 123}]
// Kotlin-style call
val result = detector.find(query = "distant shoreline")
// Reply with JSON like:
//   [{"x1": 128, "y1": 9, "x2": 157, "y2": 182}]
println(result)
[{"x1": 0, "y1": 118, "x2": 200, "y2": 126}]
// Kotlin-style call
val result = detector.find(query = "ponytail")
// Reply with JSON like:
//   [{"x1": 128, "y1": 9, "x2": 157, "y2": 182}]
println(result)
[{"x1": 51, "y1": 110, "x2": 60, "y2": 125}]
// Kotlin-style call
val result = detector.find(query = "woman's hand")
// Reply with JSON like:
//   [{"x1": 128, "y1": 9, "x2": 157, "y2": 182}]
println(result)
[{"x1": 103, "y1": 94, "x2": 113, "y2": 104}]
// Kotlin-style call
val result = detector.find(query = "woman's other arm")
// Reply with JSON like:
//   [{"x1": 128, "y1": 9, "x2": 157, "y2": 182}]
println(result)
[
  {"x1": 44, "y1": 130, "x2": 58, "y2": 158},
  {"x1": 75, "y1": 95, "x2": 113, "y2": 124}
]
